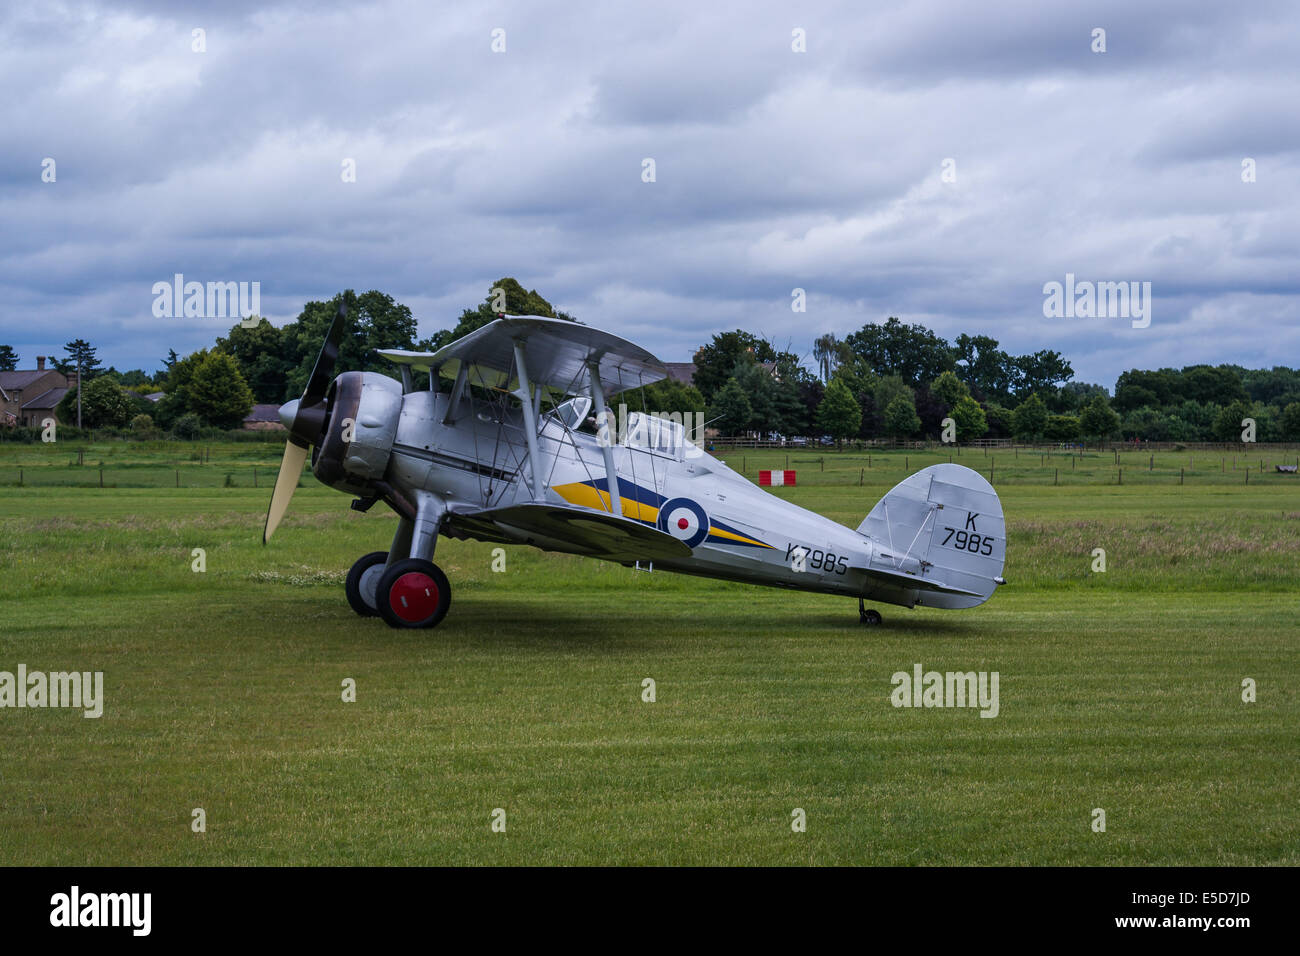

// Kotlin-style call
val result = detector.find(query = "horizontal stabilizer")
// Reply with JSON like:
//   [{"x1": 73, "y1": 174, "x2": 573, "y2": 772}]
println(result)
[{"x1": 862, "y1": 566, "x2": 983, "y2": 597}]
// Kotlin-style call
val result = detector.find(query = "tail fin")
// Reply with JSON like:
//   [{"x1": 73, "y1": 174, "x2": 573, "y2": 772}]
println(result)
[{"x1": 856, "y1": 463, "x2": 1005, "y2": 609}]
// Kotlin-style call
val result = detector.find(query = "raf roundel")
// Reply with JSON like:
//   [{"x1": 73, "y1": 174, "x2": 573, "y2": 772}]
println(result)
[{"x1": 657, "y1": 497, "x2": 710, "y2": 549}]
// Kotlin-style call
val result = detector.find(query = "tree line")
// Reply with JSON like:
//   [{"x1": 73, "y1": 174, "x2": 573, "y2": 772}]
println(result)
[
  {"x1": 699, "y1": 319, "x2": 1300, "y2": 444},
  {"x1": 3, "y1": 285, "x2": 1298, "y2": 442}
]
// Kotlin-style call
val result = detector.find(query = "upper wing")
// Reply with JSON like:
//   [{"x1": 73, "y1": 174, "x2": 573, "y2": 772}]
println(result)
[{"x1": 378, "y1": 315, "x2": 667, "y2": 397}]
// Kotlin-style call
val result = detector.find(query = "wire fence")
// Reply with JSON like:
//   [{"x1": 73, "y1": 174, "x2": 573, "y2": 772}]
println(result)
[{"x1": 3, "y1": 443, "x2": 1298, "y2": 489}]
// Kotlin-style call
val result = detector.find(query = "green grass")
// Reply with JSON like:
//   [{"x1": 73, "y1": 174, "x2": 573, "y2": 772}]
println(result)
[{"x1": 1, "y1": 441, "x2": 1297, "y2": 865}]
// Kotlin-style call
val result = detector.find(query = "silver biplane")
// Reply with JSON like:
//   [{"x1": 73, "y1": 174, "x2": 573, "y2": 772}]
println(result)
[{"x1": 264, "y1": 306, "x2": 1006, "y2": 628}]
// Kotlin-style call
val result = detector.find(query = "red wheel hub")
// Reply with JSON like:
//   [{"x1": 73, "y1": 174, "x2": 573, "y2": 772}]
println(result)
[{"x1": 389, "y1": 571, "x2": 440, "y2": 623}]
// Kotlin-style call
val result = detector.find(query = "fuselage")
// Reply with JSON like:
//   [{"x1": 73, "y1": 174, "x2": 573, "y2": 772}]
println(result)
[{"x1": 382, "y1": 387, "x2": 877, "y2": 598}]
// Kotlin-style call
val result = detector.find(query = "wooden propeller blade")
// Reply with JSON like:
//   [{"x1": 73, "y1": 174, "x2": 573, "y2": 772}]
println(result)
[{"x1": 263, "y1": 441, "x2": 309, "y2": 544}]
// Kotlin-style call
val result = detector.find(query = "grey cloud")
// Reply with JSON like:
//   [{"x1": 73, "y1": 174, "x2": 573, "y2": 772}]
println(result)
[{"x1": 1, "y1": 0, "x2": 1298, "y2": 390}]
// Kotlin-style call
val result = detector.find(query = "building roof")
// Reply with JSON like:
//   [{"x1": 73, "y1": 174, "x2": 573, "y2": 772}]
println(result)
[
  {"x1": 21, "y1": 387, "x2": 68, "y2": 410},
  {"x1": 0, "y1": 370, "x2": 54, "y2": 391},
  {"x1": 663, "y1": 362, "x2": 697, "y2": 386},
  {"x1": 146, "y1": 391, "x2": 164, "y2": 402},
  {"x1": 243, "y1": 403, "x2": 282, "y2": 423}
]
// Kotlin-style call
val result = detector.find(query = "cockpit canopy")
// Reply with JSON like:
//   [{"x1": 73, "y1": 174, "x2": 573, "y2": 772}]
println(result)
[
  {"x1": 625, "y1": 411, "x2": 690, "y2": 459},
  {"x1": 547, "y1": 399, "x2": 696, "y2": 461}
]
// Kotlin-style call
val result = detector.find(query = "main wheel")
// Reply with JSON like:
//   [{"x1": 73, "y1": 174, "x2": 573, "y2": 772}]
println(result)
[
  {"x1": 345, "y1": 551, "x2": 389, "y2": 617},
  {"x1": 376, "y1": 558, "x2": 452, "y2": 629}
]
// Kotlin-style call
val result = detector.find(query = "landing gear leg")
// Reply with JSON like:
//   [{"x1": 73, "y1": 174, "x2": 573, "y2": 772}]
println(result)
[
  {"x1": 859, "y1": 598, "x2": 882, "y2": 626},
  {"x1": 374, "y1": 491, "x2": 452, "y2": 630}
]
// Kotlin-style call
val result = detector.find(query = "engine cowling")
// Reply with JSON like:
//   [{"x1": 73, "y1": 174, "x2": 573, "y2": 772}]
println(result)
[{"x1": 311, "y1": 371, "x2": 403, "y2": 494}]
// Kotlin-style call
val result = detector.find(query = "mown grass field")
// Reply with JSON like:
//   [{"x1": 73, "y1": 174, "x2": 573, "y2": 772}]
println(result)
[{"x1": 1, "y1": 440, "x2": 1297, "y2": 865}]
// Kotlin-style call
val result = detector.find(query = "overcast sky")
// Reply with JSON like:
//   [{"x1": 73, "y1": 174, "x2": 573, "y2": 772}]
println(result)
[{"x1": 3, "y1": 0, "x2": 1298, "y2": 388}]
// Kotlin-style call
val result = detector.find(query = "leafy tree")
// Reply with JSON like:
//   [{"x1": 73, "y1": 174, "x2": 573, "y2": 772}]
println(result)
[
  {"x1": 772, "y1": 378, "x2": 808, "y2": 436},
  {"x1": 983, "y1": 402, "x2": 1013, "y2": 439},
  {"x1": 130, "y1": 413, "x2": 155, "y2": 433},
  {"x1": 882, "y1": 395, "x2": 921, "y2": 439},
  {"x1": 1010, "y1": 393, "x2": 1049, "y2": 441},
  {"x1": 1121, "y1": 406, "x2": 1171, "y2": 441},
  {"x1": 1173, "y1": 399, "x2": 1216, "y2": 441},
  {"x1": 950, "y1": 396, "x2": 988, "y2": 441},
  {"x1": 1113, "y1": 369, "x2": 1172, "y2": 412},
  {"x1": 872, "y1": 375, "x2": 913, "y2": 433},
  {"x1": 425, "y1": 279, "x2": 573, "y2": 355},
  {"x1": 829, "y1": 357, "x2": 878, "y2": 438},
  {"x1": 797, "y1": 379, "x2": 825, "y2": 436},
  {"x1": 1043, "y1": 414, "x2": 1080, "y2": 443},
  {"x1": 1079, "y1": 395, "x2": 1120, "y2": 441},
  {"x1": 188, "y1": 352, "x2": 255, "y2": 428},
  {"x1": 1056, "y1": 381, "x2": 1108, "y2": 413},
  {"x1": 1281, "y1": 402, "x2": 1300, "y2": 440},
  {"x1": 155, "y1": 348, "x2": 210, "y2": 428},
  {"x1": 105, "y1": 368, "x2": 152, "y2": 387},
  {"x1": 172, "y1": 412, "x2": 202, "y2": 440},
  {"x1": 1012, "y1": 349, "x2": 1073, "y2": 399},
  {"x1": 845, "y1": 317, "x2": 954, "y2": 387},
  {"x1": 952, "y1": 333, "x2": 1015, "y2": 403},
  {"x1": 618, "y1": 378, "x2": 705, "y2": 420},
  {"x1": 284, "y1": 290, "x2": 419, "y2": 397},
  {"x1": 710, "y1": 377, "x2": 753, "y2": 435},
  {"x1": 931, "y1": 370, "x2": 970, "y2": 409},
  {"x1": 731, "y1": 360, "x2": 779, "y2": 432},
  {"x1": 913, "y1": 383, "x2": 947, "y2": 437},
  {"x1": 692, "y1": 331, "x2": 777, "y2": 402},
  {"x1": 1183, "y1": 365, "x2": 1248, "y2": 407},
  {"x1": 56, "y1": 376, "x2": 133, "y2": 428},
  {"x1": 214, "y1": 317, "x2": 293, "y2": 403},
  {"x1": 1211, "y1": 399, "x2": 1254, "y2": 442},
  {"x1": 1240, "y1": 366, "x2": 1300, "y2": 406},
  {"x1": 816, "y1": 379, "x2": 861, "y2": 445},
  {"x1": 0, "y1": 345, "x2": 17, "y2": 371}
]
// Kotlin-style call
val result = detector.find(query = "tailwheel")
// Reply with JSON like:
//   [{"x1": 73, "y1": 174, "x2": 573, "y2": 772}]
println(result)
[
  {"x1": 376, "y1": 558, "x2": 451, "y2": 629},
  {"x1": 345, "y1": 551, "x2": 389, "y2": 617},
  {"x1": 859, "y1": 598, "x2": 882, "y2": 626}
]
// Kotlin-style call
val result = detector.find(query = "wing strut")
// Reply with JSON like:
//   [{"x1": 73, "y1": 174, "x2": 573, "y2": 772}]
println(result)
[
  {"x1": 511, "y1": 340, "x2": 546, "y2": 500},
  {"x1": 587, "y1": 360, "x2": 622, "y2": 518},
  {"x1": 442, "y1": 364, "x2": 468, "y2": 424}
]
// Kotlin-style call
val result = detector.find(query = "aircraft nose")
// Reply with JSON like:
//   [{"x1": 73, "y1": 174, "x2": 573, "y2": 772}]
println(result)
[{"x1": 278, "y1": 399, "x2": 299, "y2": 431}]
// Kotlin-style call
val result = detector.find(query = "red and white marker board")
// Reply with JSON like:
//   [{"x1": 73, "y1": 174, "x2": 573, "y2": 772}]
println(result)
[{"x1": 759, "y1": 470, "x2": 796, "y2": 486}]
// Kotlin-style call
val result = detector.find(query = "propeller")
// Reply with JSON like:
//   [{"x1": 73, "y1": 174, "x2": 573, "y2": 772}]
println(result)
[{"x1": 263, "y1": 302, "x2": 347, "y2": 544}]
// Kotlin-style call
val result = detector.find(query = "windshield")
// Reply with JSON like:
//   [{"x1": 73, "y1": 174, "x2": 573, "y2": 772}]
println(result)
[
  {"x1": 625, "y1": 411, "x2": 687, "y2": 459},
  {"x1": 549, "y1": 395, "x2": 592, "y2": 431}
]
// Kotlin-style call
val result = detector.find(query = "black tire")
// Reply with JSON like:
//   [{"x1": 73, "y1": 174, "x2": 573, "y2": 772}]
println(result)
[
  {"x1": 376, "y1": 558, "x2": 452, "y2": 629},
  {"x1": 860, "y1": 608, "x2": 882, "y2": 626},
  {"x1": 345, "y1": 551, "x2": 389, "y2": 617}
]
